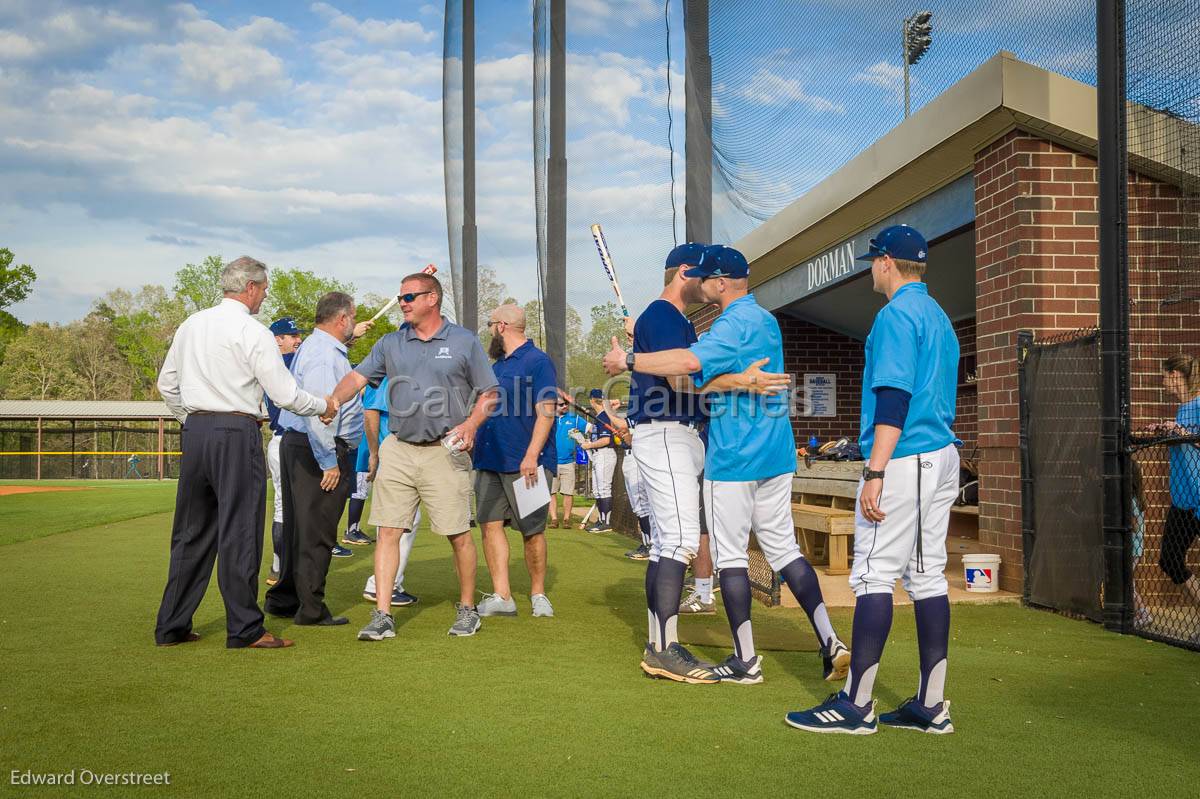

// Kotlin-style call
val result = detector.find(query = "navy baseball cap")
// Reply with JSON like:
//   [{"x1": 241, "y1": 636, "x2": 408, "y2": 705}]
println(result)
[
  {"x1": 589, "y1": 388, "x2": 604, "y2": 400},
  {"x1": 683, "y1": 245, "x2": 750, "y2": 279},
  {"x1": 665, "y1": 242, "x2": 706, "y2": 270},
  {"x1": 269, "y1": 317, "x2": 303, "y2": 336},
  {"x1": 855, "y1": 225, "x2": 928, "y2": 263}
]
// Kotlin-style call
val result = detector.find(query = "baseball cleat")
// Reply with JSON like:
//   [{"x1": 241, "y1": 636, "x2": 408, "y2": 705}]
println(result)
[
  {"x1": 822, "y1": 639, "x2": 851, "y2": 682},
  {"x1": 266, "y1": 570, "x2": 279, "y2": 586},
  {"x1": 625, "y1": 544, "x2": 651, "y2": 560},
  {"x1": 357, "y1": 609, "x2": 396, "y2": 641},
  {"x1": 343, "y1": 528, "x2": 374, "y2": 546},
  {"x1": 678, "y1": 589, "x2": 716, "y2": 615},
  {"x1": 640, "y1": 642, "x2": 719, "y2": 684},
  {"x1": 448, "y1": 603, "x2": 482, "y2": 636},
  {"x1": 785, "y1": 692, "x2": 877, "y2": 735},
  {"x1": 362, "y1": 587, "x2": 419, "y2": 607},
  {"x1": 712, "y1": 654, "x2": 763, "y2": 685},
  {"x1": 879, "y1": 697, "x2": 954, "y2": 734},
  {"x1": 330, "y1": 544, "x2": 354, "y2": 558},
  {"x1": 477, "y1": 593, "x2": 518, "y2": 617}
]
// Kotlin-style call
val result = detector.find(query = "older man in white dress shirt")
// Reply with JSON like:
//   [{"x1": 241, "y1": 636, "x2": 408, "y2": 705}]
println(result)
[{"x1": 154, "y1": 256, "x2": 336, "y2": 650}]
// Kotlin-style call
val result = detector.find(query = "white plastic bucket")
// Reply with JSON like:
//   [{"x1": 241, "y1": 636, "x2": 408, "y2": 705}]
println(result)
[{"x1": 962, "y1": 554, "x2": 1002, "y2": 593}]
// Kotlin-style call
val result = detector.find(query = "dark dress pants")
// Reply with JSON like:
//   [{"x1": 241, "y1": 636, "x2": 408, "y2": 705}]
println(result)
[
  {"x1": 154, "y1": 413, "x2": 267, "y2": 648},
  {"x1": 264, "y1": 432, "x2": 354, "y2": 624}
]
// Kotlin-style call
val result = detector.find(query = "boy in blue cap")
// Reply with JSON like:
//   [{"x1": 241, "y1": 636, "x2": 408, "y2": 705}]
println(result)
[{"x1": 786, "y1": 224, "x2": 961, "y2": 735}]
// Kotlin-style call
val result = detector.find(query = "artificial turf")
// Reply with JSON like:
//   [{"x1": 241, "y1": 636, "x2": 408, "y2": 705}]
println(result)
[{"x1": 1, "y1": 480, "x2": 1198, "y2": 797}]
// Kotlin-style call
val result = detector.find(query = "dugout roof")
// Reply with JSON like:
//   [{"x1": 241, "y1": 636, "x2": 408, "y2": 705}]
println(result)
[{"x1": 0, "y1": 401, "x2": 175, "y2": 420}]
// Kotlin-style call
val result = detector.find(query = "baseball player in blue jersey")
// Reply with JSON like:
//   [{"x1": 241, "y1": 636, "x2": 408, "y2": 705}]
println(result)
[
  {"x1": 264, "y1": 317, "x2": 303, "y2": 585},
  {"x1": 605, "y1": 244, "x2": 845, "y2": 685},
  {"x1": 786, "y1": 225, "x2": 960, "y2": 735}
]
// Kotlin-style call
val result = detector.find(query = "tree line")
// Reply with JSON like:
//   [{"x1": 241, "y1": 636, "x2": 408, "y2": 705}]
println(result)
[{"x1": 0, "y1": 249, "x2": 626, "y2": 402}]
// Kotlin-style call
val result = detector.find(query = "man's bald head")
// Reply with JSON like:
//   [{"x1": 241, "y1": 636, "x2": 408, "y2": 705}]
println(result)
[{"x1": 492, "y1": 303, "x2": 526, "y2": 329}]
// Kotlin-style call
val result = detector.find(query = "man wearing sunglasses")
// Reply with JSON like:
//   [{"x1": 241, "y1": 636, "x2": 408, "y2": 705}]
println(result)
[
  {"x1": 550, "y1": 393, "x2": 588, "y2": 528},
  {"x1": 331, "y1": 272, "x2": 499, "y2": 640}
]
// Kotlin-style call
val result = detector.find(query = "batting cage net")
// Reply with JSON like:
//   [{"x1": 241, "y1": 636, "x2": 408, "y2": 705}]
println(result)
[
  {"x1": 1123, "y1": 0, "x2": 1200, "y2": 650},
  {"x1": 1018, "y1": 331, "x2": 1105, "y2": 622}
]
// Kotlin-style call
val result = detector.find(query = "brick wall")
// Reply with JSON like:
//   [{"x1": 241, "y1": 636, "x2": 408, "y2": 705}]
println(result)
[
  {"x1": 974, "y1": 131, "x2": 1103, "y2": 593},
  {"x1": 955, "y1": 318, "x2": 979, "y2": 455}
]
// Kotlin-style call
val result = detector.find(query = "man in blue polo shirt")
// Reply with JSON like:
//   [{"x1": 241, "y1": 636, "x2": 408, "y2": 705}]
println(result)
[
  {"x1": 473, "y1": 304, "x2": 558, "y2": 619},
  {"x1": 605, "y1": 245, "x2": 849, "y2": 686},
  {"x1": 786, "y1": 224, "x2": 961, "y2": 736},
  {"x1": 550, "y1": 395, "x2": 588, "y2": 528}
]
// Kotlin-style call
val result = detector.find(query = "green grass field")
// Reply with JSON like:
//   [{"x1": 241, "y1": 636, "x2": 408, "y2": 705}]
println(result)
[{"x1": 1, "y1": 480, "x2": 1198, "y2": 797}]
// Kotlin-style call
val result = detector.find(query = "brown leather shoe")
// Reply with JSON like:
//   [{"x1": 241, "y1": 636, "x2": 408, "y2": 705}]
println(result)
[
  {"x1": 157, "y1": 632, "x2": 201, "y2": 647},
  {"x1": 548, "y1": 519, "x2": 559, "y2": 529},
  {"x1": 247, "y1": 632, "x2": 294, "y2": 649}
]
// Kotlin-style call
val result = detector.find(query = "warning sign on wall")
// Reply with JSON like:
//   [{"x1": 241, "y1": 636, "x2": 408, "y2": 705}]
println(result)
[{"x1": 803, "y1": 373, "x2": 836, "y2": 417}]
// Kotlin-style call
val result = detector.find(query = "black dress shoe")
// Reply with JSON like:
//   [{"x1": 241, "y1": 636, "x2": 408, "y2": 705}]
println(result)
[{"x1": 295, "y1": 615, "x2": 349, "y2": 626}]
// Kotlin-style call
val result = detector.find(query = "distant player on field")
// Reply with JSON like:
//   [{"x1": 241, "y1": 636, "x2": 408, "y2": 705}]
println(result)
[{"x1": 786, "y1": 225, "x2": 961, "y2": 735}]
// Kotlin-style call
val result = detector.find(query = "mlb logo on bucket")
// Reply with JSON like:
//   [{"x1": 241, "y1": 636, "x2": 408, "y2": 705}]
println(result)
[{"x1": 966, "y1": 567, "x2": 993, "y2": 587}]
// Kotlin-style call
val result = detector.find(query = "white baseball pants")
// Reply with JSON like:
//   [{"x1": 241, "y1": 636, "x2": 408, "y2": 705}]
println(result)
[
  {"x1": 850, "y1": 443, "x2": 960, "y2": 600},
  {"x1": 590, "y1": 447, "x2": 617, "y2": 500},
  {"x1": 267, "y1": 434, "x2": 283, "y2": 524},
  {"x1": 632, "y1": 422, "x2": 705, "y2": 564},
  {"x1": 621, "y1": 449, "x2": 649, "y2": 517},
  {"x1": 704, "y1": 472, "x2": 804, "y2": 572},
  {"x1": 352, "y1": 471, "x2": 369, "y2": 501}
]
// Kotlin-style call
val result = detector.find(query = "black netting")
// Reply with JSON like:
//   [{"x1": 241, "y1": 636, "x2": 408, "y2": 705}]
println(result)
[
  {"x1": 1124, "y1": 0, "x2": 1200, "y2": 650},
  {"x1": 0, "y1": 422, "x2": 182, "y2": 480},
  {"x1": 708, "y1": 1, "x2": 1096, "y2": 241},
  {"x1": 1020, "y1": 331, "x2": 1105, "y2": 622}
]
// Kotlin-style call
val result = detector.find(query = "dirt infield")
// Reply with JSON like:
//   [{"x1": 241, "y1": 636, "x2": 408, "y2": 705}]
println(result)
[{"x1": 0, "y1": 486, "x2": 89, "y2": 497}]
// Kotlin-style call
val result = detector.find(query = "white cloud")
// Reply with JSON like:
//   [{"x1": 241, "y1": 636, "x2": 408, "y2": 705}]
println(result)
[
  {"x1": 311, "y1": 2, "x2": 435, "y2": 46},
  {"x1": 853, "y1": 60, "x2": 904, "y2": 92},
  {"x1": 740, "y1": 68, "x2": 845, "y2": 114}
]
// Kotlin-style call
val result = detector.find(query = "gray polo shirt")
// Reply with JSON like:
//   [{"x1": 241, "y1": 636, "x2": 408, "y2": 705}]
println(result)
[{"x1": 354, "y1": 317, "x2": 498, "y2": 443}]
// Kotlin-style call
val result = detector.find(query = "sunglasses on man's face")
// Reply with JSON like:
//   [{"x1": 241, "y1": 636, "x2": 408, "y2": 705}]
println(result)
[{"x1": 398, "y1": 290, "x2": 433, "y2": 304}]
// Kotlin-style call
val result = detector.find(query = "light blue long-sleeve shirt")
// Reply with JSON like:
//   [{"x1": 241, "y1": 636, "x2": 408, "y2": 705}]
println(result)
[{"x1": 280, "y1": 328, "x2": 363, "y2": 470}]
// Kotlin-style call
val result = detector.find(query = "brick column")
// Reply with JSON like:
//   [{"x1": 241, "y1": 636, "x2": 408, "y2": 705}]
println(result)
[{"x1": 974, "y1": 132, "x2": 1101, "y2": 593}]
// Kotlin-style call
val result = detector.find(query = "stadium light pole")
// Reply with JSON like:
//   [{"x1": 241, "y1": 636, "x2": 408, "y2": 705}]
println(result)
[{"x1": 902, "y1": 10, "x2": 933, "y2": 118}]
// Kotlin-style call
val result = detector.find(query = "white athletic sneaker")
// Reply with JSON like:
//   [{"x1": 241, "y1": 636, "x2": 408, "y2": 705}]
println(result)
[
  {"x1": 531, "y1": 594, "x2": 555, "y2": 617},
  {"x1": 477, "y1": 593, "x2": 518, "y2": 617}
]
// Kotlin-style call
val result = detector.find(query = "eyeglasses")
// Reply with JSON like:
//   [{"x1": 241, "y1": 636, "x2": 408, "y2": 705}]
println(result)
[
  {"x1": 398, "y1": 290, "x2": 434, "y2": 304},
  {"x1": 487, "y1": 320, "x2": 505, "y2": 328}
]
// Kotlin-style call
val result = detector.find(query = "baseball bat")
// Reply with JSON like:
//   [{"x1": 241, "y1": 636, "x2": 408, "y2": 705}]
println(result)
[
  {"x1": 367, "y1": 264, "x2": 438, "y2": 324},
  {"x1": 565, "y1": 397, "x2": 624, "y2": 444},
  {"x1": 590, "y1": 224, "x2": 630, "y2": 321}
]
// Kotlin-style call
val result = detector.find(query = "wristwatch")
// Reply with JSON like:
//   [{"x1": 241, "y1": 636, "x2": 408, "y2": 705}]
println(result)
[
  {"x1": 862, "y1": 466, "x2": 886, "y2": 481},
  {"x1": 625, "y1": 350, "x2": 636, "y2": 372}
]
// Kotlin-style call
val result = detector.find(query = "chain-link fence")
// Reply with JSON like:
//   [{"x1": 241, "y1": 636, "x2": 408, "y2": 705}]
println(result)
[{"x1": 0, "y1": 421, "x2": 181, "y2": 480}]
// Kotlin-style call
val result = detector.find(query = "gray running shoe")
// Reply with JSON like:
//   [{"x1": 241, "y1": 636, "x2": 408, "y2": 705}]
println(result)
[
  {"x1": 448, "y1": 602, "x2": 482, "y2": 636},
  {"x1": 678, "y1": 589, "x2": 716, "y2": 615},
  {"x1": 477, "y1": 593, "x2": 518, "y2": 617},
  {"x1": 531, "y1": 593, "x2": 554, "y2": 617},
  {"x1": 357, "y1": 609, "x2": 396, "y2": 641},
  {"x1": 640, "y1": 642, "x2": 719, "y2": 684}
]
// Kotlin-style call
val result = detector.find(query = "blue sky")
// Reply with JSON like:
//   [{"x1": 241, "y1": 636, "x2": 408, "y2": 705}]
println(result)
[{"x1": 1, "y1": 1, "x2": 1102, "y2": 324}]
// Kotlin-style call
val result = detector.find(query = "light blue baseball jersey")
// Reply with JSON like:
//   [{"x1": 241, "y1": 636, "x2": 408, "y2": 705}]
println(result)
[
  {"x1": 690, "y1": 294, "x2": 796, "y2": 481},
  {"x1": 1169, "y1": 396, "x2": 1200, "y2": 510},
  {"x1": 355, "y1": 378, "x2": 390, "y2": 473},
  {"x1": 859, "y1": 281, "x2": 959, "y2": 461}
]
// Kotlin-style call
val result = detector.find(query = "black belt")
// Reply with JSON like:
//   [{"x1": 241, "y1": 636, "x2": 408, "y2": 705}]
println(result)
[
  {"x1": 396, "y1": 435, "x2": 442, "y2": 447},
  {"x1": 283, "y1": 430, "x2": 355, "y2": 448},
  {"x1": 630, "y1": 419, "x2": 699, "y2": 430},
  {"x1": 190, "y1": 410, "x2": 263, "y2": 426}
]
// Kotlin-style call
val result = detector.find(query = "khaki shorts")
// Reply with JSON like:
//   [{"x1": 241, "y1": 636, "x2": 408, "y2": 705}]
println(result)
[
  {"x1": 552, "y1": 462, "x2": 576, "y2": 496},
  {"x1": 369, "y1": 436, "x2": 472, "y2": 536}
]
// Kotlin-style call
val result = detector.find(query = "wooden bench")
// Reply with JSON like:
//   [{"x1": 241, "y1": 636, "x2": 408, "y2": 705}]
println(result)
[{"x1": 792, "y1": 499, "x2": 856, "y2": 575}]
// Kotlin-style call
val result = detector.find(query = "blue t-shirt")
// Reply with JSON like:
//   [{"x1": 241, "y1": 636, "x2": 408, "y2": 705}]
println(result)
[
  {"x1": 859, "y1": 282, "x2": 959, "y2": 461},
  {"x1": 355, "y1": 378, "x2": 390, "y2": 473},
  {"x1": 690, "y1": 294, "x2": 796, "y2": 482},
  {"x1": 473, "y1": 340, "x2": 558, "y2": 473},
  {"x1": 1169, "y1": 396, "x2": 1200, "y2": 510},
  {"x1": 265, "y1": 351, "x2": 296, "y2": 435},
  {"x1": 629, "y1": 300, "x2": 706, "y2": 427},
  {"x1": 554, "y1": 413, "x2": 588, "y2": 465}
]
